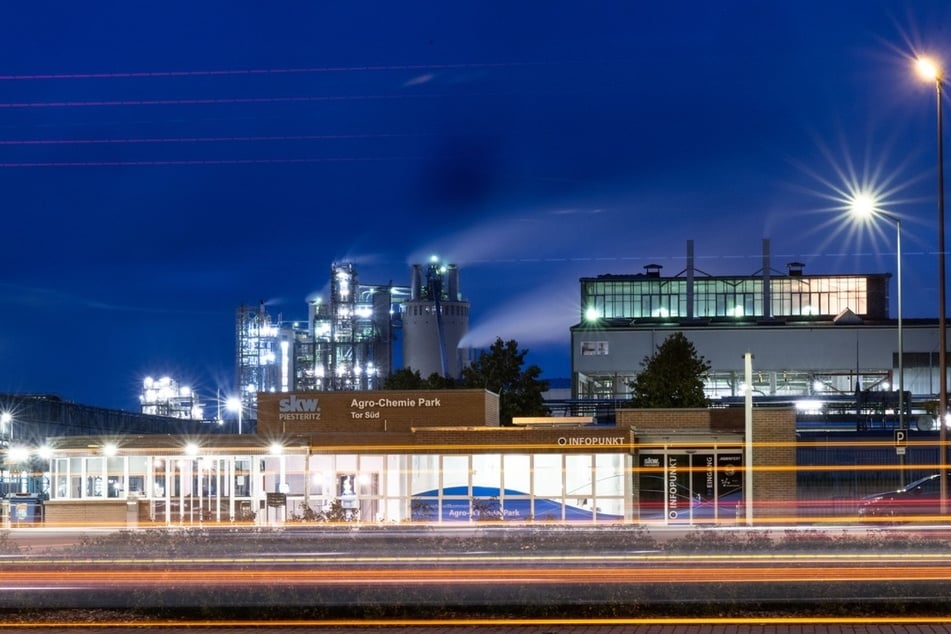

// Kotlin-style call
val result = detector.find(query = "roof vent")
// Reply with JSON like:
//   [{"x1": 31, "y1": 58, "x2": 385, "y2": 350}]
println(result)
[
  {"x1": 644, "y1": 264, "x2": 662, "y2": 278},
  {"x1": 786, "y1": 262, "x2": 805, "y2": 277},
  {"x1": 833, "y1": 308, "x2": 864, "y2": 325}
]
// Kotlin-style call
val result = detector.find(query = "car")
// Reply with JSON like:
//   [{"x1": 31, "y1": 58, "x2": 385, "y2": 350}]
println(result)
[{"x1": 858, "y1": 473, "x2": 950, "y2": 521}]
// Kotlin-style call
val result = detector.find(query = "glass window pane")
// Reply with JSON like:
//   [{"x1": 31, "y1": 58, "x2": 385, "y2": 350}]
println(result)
[
  {"x1": 442, "y1": 455, "x2": 469, "y2": 491},
  {"x1": 503, "y1": 454, "x2": 530, "y2": 494},
  {"x1": 566, "y1": 454, "x2": 592, "y2": 498},
  {"x1": 533, "y1": 454, "x2": 563, "y2": 497},
  {"x1": 595, "y1": 453, "x2": 624, "y2": 497},
  {"x1": 472, "y1": 454, "x2": 501, "y2": 491}
]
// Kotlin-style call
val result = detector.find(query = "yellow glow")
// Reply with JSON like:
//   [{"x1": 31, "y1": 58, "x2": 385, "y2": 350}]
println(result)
[{"x1": 916, "y1": 56, "x2": 942, "y2": 82}]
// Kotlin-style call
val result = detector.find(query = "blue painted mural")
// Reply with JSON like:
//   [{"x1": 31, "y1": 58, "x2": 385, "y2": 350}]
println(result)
[{"x1": 411, "y1": 485, "x2": 623, "y2": 522}]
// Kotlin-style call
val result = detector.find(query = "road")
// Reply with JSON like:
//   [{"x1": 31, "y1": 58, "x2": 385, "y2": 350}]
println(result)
[{"x1": 3, "y1": 524, "x2": 951, "y2": 631}]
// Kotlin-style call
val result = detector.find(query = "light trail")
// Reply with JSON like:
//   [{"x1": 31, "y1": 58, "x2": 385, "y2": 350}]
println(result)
[
  {"x1": 10, "y1": 550, "x2": 951, "y2": 567},
  {"x1": 1, "y1": 564, "x2": 950, "y2": 588}
]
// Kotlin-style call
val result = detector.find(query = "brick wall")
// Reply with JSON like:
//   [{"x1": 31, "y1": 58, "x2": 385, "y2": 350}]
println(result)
[
  {"x1": 44, "y1": 500, "x2": 131, "y2": 527},
  {"x1": 749, "y1": 408, "x2": 797, "y2": 521}
]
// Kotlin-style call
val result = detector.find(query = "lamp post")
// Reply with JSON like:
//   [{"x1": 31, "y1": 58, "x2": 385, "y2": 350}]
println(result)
[
  {"x1": 1, "y1": 412, "x2": 11, "y2": 441},
  {"x1": 851, "y1": 195, "x2": 905, "y2": 480},
  {"x1": 226, "y1": 397, "x2": 243, "y2": 435},
  {"x1": 0, "y1": 413, "x2": 11, "y2": 498},
  {"x1": 917, "y1": 56, "x2": 948, "y2": 514}
]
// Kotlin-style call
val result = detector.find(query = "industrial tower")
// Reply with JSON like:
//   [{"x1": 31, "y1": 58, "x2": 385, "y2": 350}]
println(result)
[
  {"x1": 305, "y1": 262, "x2": 402, "y2": 391},
  {"x1": 402, "y1": 257, "x2": 470, "y2": 379}
]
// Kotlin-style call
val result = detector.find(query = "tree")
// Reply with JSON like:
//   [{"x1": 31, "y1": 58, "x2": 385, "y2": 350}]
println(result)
[
  {"x1": 421, "y1": 372, "x2": 458, "y2": 390},
  {"x1": 382, "y1": 367, "x2": 425, "y2": 389},
  {"x1": 382, "y1": 368, "x2": 457, "y2": 390},
  {"x1": 460, "y1": 337, "x2": 549, "y2": 425},
  {"x1": 629, "y1": 332, "x2": 710, "y2": 408}
]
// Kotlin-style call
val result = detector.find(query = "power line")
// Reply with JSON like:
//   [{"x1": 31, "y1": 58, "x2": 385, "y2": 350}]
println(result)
[
  {"x1": 0, "y1": 93, "x2": 452, "y2": 109},
  {"x1": 0, "y1": 132, "x2": 431, "y2": 146},
  {"x1": 0, "y1": 61, "x2": 562, "y2": 82}
]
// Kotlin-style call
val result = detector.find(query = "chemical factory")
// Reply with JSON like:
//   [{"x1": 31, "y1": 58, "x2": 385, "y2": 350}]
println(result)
[{"x1": 232, "y1": 257, "x2": 470, "y2": 421}]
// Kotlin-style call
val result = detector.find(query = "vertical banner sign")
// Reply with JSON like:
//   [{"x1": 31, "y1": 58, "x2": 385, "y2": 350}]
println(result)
[
  {"x1": 692, "y1": 454, "x2": 716, "y2": 504},
  {"x1": 666, "y1": 453, "x2": 691, "y2": 524}
]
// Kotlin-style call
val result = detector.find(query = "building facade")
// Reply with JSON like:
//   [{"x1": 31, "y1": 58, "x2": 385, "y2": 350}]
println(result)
[
  {"x1": 38, "y1": 390, "x2": 800, "y2": 528},
  {"x1": 572, "y1": 240, "x2": 945, "y2": 427}
]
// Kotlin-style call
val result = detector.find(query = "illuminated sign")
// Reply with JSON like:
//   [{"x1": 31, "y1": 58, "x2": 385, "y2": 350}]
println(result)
[
  {"x1": 258, "y1": 390, "x2": 493, "y2": 433},
  {"x1": 557, "y1": 436, "x2": 627, "y2": 446},
  {"x1": 278, "y1": 395, "x2": 321, "y2": 421}
]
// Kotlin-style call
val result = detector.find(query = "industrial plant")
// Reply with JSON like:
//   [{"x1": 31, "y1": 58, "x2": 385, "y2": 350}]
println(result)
[{"x1": 233, "y1": 258, "x2": 470, "y2": 421}]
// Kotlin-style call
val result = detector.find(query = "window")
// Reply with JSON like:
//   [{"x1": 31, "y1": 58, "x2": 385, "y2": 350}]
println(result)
[{"x1": 771, "y1": 277, "x2": 868, "y2": 317}]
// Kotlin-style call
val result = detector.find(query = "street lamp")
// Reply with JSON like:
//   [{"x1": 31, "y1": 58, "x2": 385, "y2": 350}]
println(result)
[
  {"x1": 1, "y1": 412, "x2": 11, "y2": 440},
  {"x1": 850, "y1": 194, "x2": 905, "y2": 478},
  {"x1": 226, "y1": 397, "x2": 243, "y2": 435},
  {"x1": 916, "y1": 55, "x2": 948, "y2": 514}
]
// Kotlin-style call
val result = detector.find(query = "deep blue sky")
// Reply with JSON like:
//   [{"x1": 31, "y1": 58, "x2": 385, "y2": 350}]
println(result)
[{"x1": 1, "y1": 2, "x2": 949, "y2": 411}]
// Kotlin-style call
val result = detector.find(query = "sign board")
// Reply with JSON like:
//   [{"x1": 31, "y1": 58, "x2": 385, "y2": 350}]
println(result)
[
  {"x1": 894, "y1": 429, "x2": 908, "y2": 446},
  {"x1": 257, "y1": 389, "x2": 495, "y2": 434},
  {"x1": 266, "y1": 492, "x2": 286, "y2": 508}
]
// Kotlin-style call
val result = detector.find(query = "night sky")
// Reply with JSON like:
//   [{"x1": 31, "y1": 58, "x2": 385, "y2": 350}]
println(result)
[{"x1": 1, "y1": 2, "x2": 949, "y2": 411}]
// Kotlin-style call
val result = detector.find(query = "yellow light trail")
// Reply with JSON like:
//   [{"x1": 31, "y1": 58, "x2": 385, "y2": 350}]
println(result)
[
  {"x1": 11, "y1": 550, "x2": 951, "y2": 567},
  {"x1": 3, "y1": 564, "x2": 951, "y2": 587},
  {"x1": 4, "y1": 616, "x2": 951, "y2": 629}
]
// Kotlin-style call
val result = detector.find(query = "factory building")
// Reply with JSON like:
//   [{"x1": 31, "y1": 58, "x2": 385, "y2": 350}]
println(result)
[
  {"x1": 571, "y1": 240, "x2": 945, "y2": 428},
  {"x1": 138, "y1": 376, "x2": 204, "y2": 420},
  {"x1": 234, "y1": 264, "x2": 407, "y2": 420},
  {"x1": 19, "y1": 240, "x2": 939, "y2": 527},
  {"x1": 234, "y1": 259, "x2": 469, "y2": 422}
]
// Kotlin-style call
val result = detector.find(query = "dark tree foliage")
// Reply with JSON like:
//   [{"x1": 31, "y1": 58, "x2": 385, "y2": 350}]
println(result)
[
  {"x1": 629, "y1": 332, "x2": 711, "y2": 408},
  {"x1": 460, "y1": 337, "x2": 549, "y2": 425},
  {"x1": 382, "y1": 368, "x2": 425, "y2": 389},
  {"x1": 382, "y1": 368, "x2": 457, "y2": 390},
  {"x1": 422, "y1": 372, "x2": 458, "y2": 389}
]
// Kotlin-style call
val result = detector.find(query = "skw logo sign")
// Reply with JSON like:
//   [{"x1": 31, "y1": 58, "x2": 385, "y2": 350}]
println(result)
[{"x1": 279, "y1": 395, "x2": 319, "y2": 413}]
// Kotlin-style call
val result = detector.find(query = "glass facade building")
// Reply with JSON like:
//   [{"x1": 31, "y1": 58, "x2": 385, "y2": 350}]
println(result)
[{"x1": 46, "y1": 443, "x2": 631, "y2": 525}]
